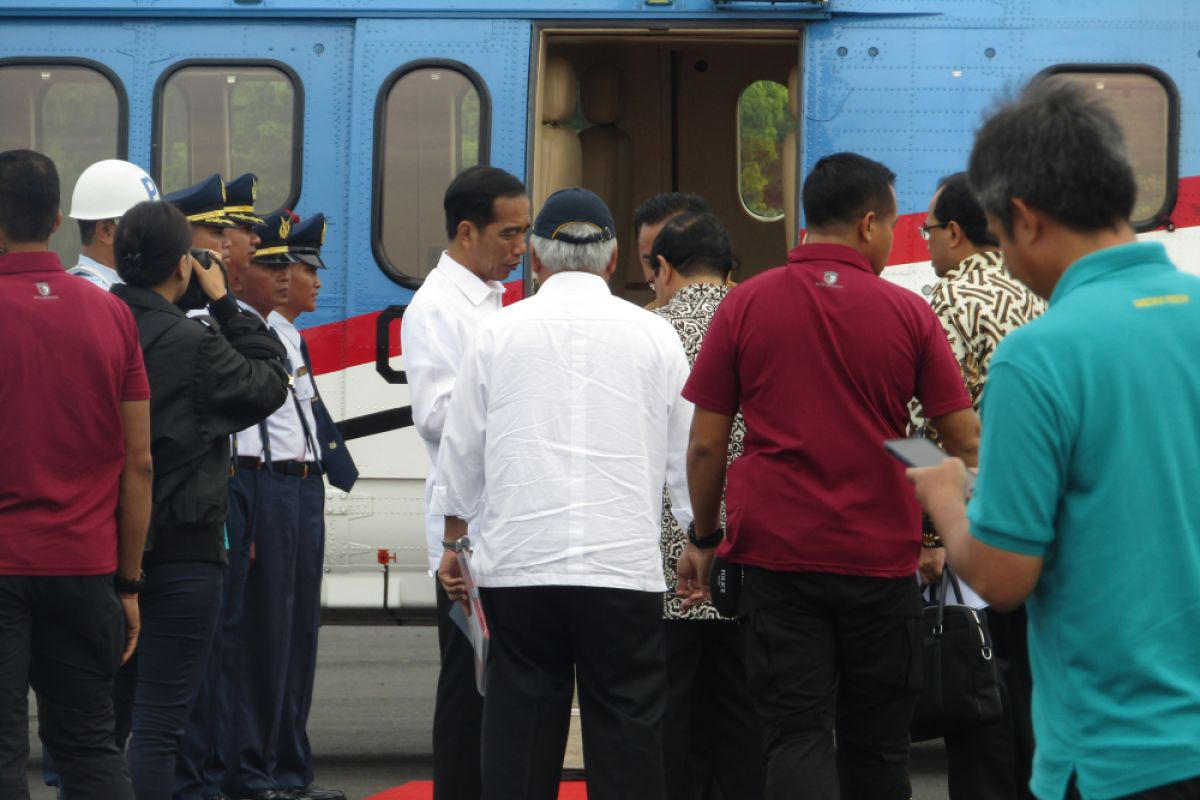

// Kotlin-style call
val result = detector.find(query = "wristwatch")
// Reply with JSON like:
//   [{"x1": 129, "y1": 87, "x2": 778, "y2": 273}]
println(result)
[
  {"x1": 113, "y1": 571, "x2": 146, "y2": 595},
  {"x1": 442, "y1": 536, "x2": 472, "y2": 553},
  {"x1": 686, "y1": 522, "x2": 725, "y2": 550}
]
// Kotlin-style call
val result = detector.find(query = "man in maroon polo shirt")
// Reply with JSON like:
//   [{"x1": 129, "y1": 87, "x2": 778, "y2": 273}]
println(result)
[
  {"x1": 678, "y1": 152, "x2": 979, "y2": 799},
  {"x1": 0, "y1": 149, "x2": 152, "y2": 798}
]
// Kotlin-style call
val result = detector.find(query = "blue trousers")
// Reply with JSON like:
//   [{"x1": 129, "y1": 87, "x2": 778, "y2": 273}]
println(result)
[
  {"x1": 177, "y1": 482, "x2": 253, "y2": 800},
  {"x1": 274, "y1": 473, "x2": 326, "y2": 789},
  {"x1": 223, "y1": 467, "x2": 308, "y2": 797},
  {"x1": 126, "y1": 561, "x2": 222, "y2": 800}
]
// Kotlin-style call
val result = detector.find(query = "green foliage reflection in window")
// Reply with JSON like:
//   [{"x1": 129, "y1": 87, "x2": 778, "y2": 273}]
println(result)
[
  {"x1": 0, "y1": 65, "x2": 121, "y2": 266},
  {"x1": 1045, "y1": 71, "x2": 1172, "y2": 227},
  {"x1": 378, "y1": 68, "x2": 483, "y2": 282},
  {"x1": 738, "y1": 79, "x2": 792, "y2": 221},
  {"x1": 158, "y1": 65, "x2": 296, "y2": 213}
]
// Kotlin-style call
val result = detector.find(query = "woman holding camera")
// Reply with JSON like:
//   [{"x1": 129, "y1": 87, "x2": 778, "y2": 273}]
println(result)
[{"x1": 110, "y1": 200, "x2": 290, "y2": 799}]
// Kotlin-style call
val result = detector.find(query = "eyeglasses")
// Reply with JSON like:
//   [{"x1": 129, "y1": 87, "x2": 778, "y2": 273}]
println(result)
[{"x1": 919, "y1": 222, "x2": 949, "y2": 241}]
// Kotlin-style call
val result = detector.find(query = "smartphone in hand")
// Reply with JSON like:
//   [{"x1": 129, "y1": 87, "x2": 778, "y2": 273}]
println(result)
[{"x1": 884, "y1": 437, "x2": 976, "y2": 492}]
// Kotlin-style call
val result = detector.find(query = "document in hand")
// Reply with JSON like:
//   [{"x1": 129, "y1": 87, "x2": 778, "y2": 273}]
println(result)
[{"x1": 448, "y1": 547, "x2": 490, "y2": 696}]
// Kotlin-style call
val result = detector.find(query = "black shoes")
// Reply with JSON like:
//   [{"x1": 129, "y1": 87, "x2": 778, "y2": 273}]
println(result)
[
  {"x1": 248, "y1": 791, "x2": 293, "y2": 800},
  {"x1": 282, "y1": 786, "x2": 347, "y2": 800},
  {"x1": 238, "y1": 783, "x2": 345, "y2": 800}
]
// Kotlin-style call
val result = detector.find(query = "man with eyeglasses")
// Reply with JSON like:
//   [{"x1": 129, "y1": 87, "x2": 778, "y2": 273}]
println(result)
[
  {"x1": 914, "y1": 171, "x2": 1044, "y2": 800},
  {"x1": 918, "y1": 172, "x2": 1045, "y2": 431}
]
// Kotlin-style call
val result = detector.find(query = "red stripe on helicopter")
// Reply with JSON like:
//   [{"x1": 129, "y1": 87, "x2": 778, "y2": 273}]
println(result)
[
  {"x1": 303, "y1": 280, "x2": 525, "y2": 376},
  {"x1": 303, "y1": 177, "x2": 1200, "y2": 377}
]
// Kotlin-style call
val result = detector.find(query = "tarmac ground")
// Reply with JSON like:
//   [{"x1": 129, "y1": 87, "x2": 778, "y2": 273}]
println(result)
[{"x1": 26, "y1": 625, "x2": 953, "y2": 799}]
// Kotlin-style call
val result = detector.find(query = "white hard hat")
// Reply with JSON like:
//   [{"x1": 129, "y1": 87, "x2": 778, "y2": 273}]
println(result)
[{"x1": 68, "y1": 159, "x2": 160, "y2": 220}]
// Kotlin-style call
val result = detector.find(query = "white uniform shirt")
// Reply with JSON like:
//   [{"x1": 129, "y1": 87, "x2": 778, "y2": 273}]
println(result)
[
  {"x1": 270, "y1": 312, "x2": 319, "y2": 459},
  {"x1": 233, "y1": 302, "x2": 310, "y2": 462},
  {"x1": 69, "y1": 254, "x2": 122, "y2": 291},
  {"x1": 401, "y1": 251, "x2": 505, "y2": 574},
  {"x1": 431, "y1": 271, "x2": 694, "y2": 592}
]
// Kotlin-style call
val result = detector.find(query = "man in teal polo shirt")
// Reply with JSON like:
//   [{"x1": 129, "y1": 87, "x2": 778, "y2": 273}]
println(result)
[{"x1": 908, "y1": 81, "x2": 1200, "y2": 800}]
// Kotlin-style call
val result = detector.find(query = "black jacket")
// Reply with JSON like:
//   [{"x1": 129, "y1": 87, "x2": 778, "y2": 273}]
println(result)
[{"x1": 112, "y1": 285, "x2": 289, "y2": 565}]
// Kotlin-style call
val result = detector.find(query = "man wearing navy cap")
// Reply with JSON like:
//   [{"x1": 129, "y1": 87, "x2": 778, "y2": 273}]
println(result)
[
  {"x1": 269, "y1": 212, "x2": 350, "y2": 800},
  {"x1": 175, "y1": 174, "x2": 269, "y2": 800},
  {"x1": 223, "y1": 173, "x2": 264, "y2": 277},
  {"x1": 434, "y1": 187, "x2": 693, "y2": 800},
  {"x1": 221, "y1": 213, "x2": 329, "y2": 800},
  {"x1": 165, "y1": 173, "x2": 235, "y2": 261}
]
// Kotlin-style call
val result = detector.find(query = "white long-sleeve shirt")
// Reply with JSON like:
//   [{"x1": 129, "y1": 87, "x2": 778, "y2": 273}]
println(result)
[
  {"x1": 431, "y1": 271, "x2": 694, "y2": 592},
  {"x1": 401, "y1": 251, "x2": 506, "y2": 573},
  {"x1": 233, "y1": 303, "x2": 309, "y2": 462}
]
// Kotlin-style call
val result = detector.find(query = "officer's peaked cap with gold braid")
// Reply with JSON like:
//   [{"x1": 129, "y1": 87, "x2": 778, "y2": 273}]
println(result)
[{"x1": 164, "y1": 173, "x2": 235, "y2": 229}]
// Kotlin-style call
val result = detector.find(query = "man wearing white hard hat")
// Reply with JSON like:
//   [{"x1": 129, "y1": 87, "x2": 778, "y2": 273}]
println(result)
[{"x1": 67, "y1": 159, "x2": 160, "y2": 290}]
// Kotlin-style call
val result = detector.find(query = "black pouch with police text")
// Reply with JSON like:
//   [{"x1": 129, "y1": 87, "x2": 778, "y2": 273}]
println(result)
[{"x1": 708, "y1": 556, "x2": 743, "y2": 617}]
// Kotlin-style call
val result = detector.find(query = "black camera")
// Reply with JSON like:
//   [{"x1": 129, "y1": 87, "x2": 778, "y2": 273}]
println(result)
[{"x1": 177, "y1": 248, "x2": 228, "y2": 311}]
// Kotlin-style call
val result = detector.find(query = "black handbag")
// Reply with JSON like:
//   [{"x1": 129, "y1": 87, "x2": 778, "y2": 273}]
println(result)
[{"x1": 911, "y1": 563, "x2": 1004, "y2": 742}]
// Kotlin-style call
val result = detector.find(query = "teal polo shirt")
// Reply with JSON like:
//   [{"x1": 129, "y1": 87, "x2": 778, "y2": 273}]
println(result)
[{"x1": 968, "y1": 241, "x2": 1200, "y2": 800}]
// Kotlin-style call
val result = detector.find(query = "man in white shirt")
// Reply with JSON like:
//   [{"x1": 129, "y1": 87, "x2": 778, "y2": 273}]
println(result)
[
  {"x1": 66, "y1": 159, "x2": 160, "y2": 290},
  {"x1": 401, "y1": 165, "x2": 529, "y2": 800},
  {"x1": 434, "y1": 188, "x2": 694, "y2": 800}
]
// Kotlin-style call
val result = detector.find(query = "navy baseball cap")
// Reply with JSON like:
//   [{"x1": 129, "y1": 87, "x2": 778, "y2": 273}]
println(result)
[{"x1": 533, "y1": 188, "x2": 615, "y2": 245}]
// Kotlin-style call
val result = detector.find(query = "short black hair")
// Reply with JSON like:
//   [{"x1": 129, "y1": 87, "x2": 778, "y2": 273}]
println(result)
[
  {"x1": 968, "y1": 80, "x2": 1136, "y2": 235},
  {"x1": 78, "y1": 219, "x2": 99, "y2": 247},
  {"x1": 633, "y1": 192, "x2": 711, "y2": 237},
  {"x1": 443, "y1": 165, "x2": 526, "y2": 240},
  {"x1": 802, "y1": 152, "x2": 896, "y2": 230},
  {"x1": 0, "y1": 149, "x2": 59, "y2": 244},
  {"x1": 114, "y1": 201, "x2": 193, "y2": 288},
  {"x1": 933, "y1": 172, "x2": 998, "y2": 248},
  {"x1": 650, "y1": 212, "x2": 733, "y2": 280}
]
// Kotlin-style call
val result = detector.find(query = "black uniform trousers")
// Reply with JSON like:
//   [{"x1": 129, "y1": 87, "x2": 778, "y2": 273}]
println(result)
[
  {"x1": 662, "y1": 618, "x2": 765, "y2": 800},
  {"x1": 223, "y1": 466, "x2": 314, "y2": 797},
  {"x1": 480, "y1": 585, "x2": 668, "y2": 800},
  {"x1": 434, "y1": 580, "x2": 484, "y2": 800},
  {"x1": 274, "y1": 472, "x2": 327, "y2": 789},
  {"x1": 741, "y1": 567, "x2": 923, "y2": 800},
  {"x1": 0, "y1": 574, "x2": 133, "y2": 799}
]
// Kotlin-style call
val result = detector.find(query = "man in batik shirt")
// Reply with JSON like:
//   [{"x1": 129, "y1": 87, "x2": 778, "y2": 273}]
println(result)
[
  {"x1": 917, "y1": 171, "x2": 1043, "y2": 800},
  {"x1": 649, "y1": 210, "x2": 764, "y2": 800}
]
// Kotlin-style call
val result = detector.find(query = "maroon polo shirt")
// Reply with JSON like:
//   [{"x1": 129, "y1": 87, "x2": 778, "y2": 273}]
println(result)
[
  {"x1": 684, "y1": 243, "x2": 970, "y2": 577},
  {"x1": 0, "y1": 251, "x2": 149, "y2": 576}
]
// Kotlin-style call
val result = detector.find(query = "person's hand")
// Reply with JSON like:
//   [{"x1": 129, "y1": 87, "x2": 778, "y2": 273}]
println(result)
[
  {"x1": 676, "y1": 543, "x2": 714, "y2": 609},
  {"x1": 249, "y1": 540, "x2": 256, "y2": 568},
  {"x1": 437, "y1": 549, "x2": 469, "y2": 613},
  {"x1": 191, "y1": 250, "x2": 229, "y2": 302},
  {"x1": 907, "y1": 457, "x2": 970, "y2": 514},
  {"x1": 918, "y1": 546, "x2": 946, "y2": 585},
  {"x1": 117, "y1": 593, "x2": 140, "y2": 665}
]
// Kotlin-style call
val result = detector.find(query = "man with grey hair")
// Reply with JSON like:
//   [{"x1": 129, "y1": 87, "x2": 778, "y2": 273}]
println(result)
[
  {"x1": 434, "y1": 187, "x2": 693, "y2": 800},
  {"x1": 909, "y1": 81, "x2": 1200, "y2": 799}
]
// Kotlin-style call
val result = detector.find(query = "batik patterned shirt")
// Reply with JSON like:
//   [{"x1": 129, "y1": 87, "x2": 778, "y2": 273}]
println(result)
[
  {"x1": 916, "y1": 251, "x2": 1046, "y2": 440},
  {"x1": 655, "y1": 282, "x2": 744, "y2": 620}
]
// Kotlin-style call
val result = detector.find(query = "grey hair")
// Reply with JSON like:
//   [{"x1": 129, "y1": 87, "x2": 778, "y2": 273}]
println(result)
[
  {"x1": 968, "y1": 79, "x2": 1136, "y2": 236},
  {"x1": 530, "y1": 223, "x2": 618, "y2": 277}
]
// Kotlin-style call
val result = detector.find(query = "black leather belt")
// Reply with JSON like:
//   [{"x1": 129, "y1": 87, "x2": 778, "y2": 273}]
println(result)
[{"x1": 235, "y1": 456, "x2": 320, "y2": 478}]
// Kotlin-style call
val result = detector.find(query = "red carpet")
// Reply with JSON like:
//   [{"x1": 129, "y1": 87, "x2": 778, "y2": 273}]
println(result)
[{"x1": 365, "y1": 781, "x2": 587, "y2": 799}]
